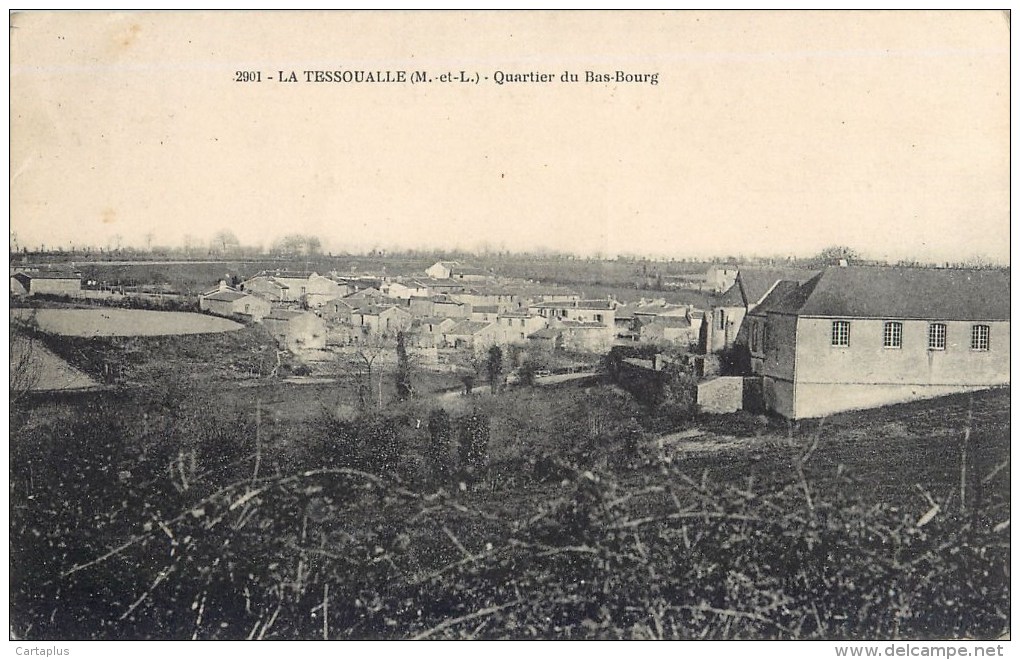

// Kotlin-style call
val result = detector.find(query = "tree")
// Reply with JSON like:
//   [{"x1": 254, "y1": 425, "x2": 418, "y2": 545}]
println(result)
[
  {"x1": 461, "y1": 373, "x2": 475, "y2": 396},
  {"x1": 457, "y1": 410, "x2": 490, "y2": 480},
  {"x1": 395, "y1": 331, "x2": 412, "y2": 400},
  {"x1": 486, "y1": 345, "x2": 503, "y2": 394},
  {"x1": 658, "y1": 360, "x2": 699, "y2": 423},
  {"x1": 353, "y1": 330, "x2": 393, "y2": 410},
  {"x1": 272, "y1": 234, "x2": 323, "y2": 257},
  {"x1": 212, "y1": 229, "x2": 241, "y2": 255},
  {"x1": 426, "y1": 408, "x2": 452, "y2": 480},
  {"x1": 812, "y1": 245, "x2": 860, "y2": 267}
]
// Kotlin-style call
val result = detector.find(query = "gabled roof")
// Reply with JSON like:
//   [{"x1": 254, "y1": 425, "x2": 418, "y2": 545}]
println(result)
[
  {"x1": 418, "y1": 316, "x2": 455, "y2": 326},
  {"x1": 532, "y1": 299, "x2": 614, "y2": 310},
  {"x1": 270, "y1": 270, "x2": 318, "y2": 280},
  {"x1": 747, "y1": 280, "x2": 803, "y2": 316},
  {"x1": 768, "y1": 266, "x2": 1010, "y2": 321},
  {"x1": 203, "y1": 289, "x2": 252, "y2": 303},
  {"x1": 643, "y1": 316, "x2": 691, "y2": 329},
  {"x1": 737, "y1": 267, "x2": 819, "y2": 306},
  {"x1": 559, "y1": 320, "x2": 607, "y2": 329},
  {"x1": 354, "y1": 304, "x2": 407, "y2": 316},
  {"x1": 472, "y1": 305, "x2": 499, "y2": 314},
  {"x1": 614, "y1": 304, "x2": 635, "y2": 319},
  {"x1": 713, "y1": 283, "x2": 745, "y2": 307},
  {"x1": 529, "y1": 328, "x2": 561, "y2": 339},
  {"x1": 453, "y1": 266, "x2": 489, "y2": 276},
  {"x1": 245, "y1": 275, "x2": 288, "y2": 289},
  {"x1": 265, "y1": 309, "x2": 312, "y2": 322},
  {"x1": 344, "y1": 287, "x2": 382, "y2": 299},
  {"x1": 432, "y1": 294, "x2": 466, "y2": 305},
  {"x1": 18, "y1": 270, "x2": 80, "y2": 280},
  {"x1": 445, "y1": 320, "x2": 494, "y2": 336}
]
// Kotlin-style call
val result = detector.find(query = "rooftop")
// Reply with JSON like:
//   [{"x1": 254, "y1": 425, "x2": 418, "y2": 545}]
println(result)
[
  {"x1": 202, "y1": 289, "x2": 251, "y2": 303},
  {"x1": 446, "y1": 320, "x2": 494, "y2": 335},
  {"x1": 768, "y1": 266, "x2": 1010, "y2": 321}
]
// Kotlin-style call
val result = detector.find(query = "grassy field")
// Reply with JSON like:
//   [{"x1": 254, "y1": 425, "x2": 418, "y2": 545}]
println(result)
[{"x1": 14, "y1": 308, "x2": 242, "y2": 337}]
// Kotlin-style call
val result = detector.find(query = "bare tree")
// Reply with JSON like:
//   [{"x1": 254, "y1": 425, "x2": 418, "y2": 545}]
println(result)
[
  {"x1": 212, "y1": 229, "x2": 241, "y2": 255},
  {"x1": 352, "y1": 329, "x2": 394, "y2": 410}
]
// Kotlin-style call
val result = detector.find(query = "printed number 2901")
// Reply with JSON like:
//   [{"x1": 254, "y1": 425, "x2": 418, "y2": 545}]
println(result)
[{"x1": 234, "y1": 71, "x2": 262, "y2": 82}]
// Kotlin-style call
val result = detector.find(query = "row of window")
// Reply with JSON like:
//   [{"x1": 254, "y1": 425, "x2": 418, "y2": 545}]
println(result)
[{"x1": 831, "y1": 321, "x2": 990, "y2": 351}]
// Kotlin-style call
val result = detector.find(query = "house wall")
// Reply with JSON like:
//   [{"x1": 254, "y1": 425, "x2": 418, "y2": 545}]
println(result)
[
  {"x1": 531, "y1": 305, "x2": 615, "y2": 327},
  {"x1": 26, "y1": 277, "x2": 81, "y2": 296},
  {"x1": 762, "y1": 376, "x2": 796, "y2": 419},
  {"x1": 304, "y1": 277, "x2": 348, "y2": 308},
  {"x1": 202, "y1": 299, "x2": 242, "y2": 320},
  {"x1": 495, "y1": 315, "x2": 547, "y2": 344},
  {"x1": 434, "y1": 301, "x2": 471, "y2": 319},
  {"x1": 425, "y1": 263, "x2": 452, "y2": 279},
  {"x1": 409, "y1": 297, "x2": 433, "y2": 318},
  {"x1": 788, "y1": 317, "x2": 1009, "y2": 419},
  {"x1": 233, "y1": 296, "x2": 270, "y2": 321},
  {"x1": 245, "y1": 278, "x2": 288, "y2": 302},
  {"x1": 793, "y1": 318, "x2": 1009, "y2": 387},
  {"x1": 761, "y1": 313, "x2": 798, "y2": 383},
  {"x1": 380, "y1": 308, "x2": 413, "y2": 334},
  {"x1": 706, "y1": 305, "x2": 745, "y2": 352}
]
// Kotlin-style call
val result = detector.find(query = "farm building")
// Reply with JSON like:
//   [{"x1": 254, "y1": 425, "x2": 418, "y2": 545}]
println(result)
[
  {"x1": 443, "y1": 320, "x2": 500, "y2": 352},
  {"x1": 703, "y1": 283, "x2": 746, "y2": 353},
  {"x1": 470, "y1": 305, "x2": 500, "y2": 322},
  {"x1": 430, "y1": 294, "x2": 472, "y2": 319},
  {"x1": 351, "y1": 304, "x2": 412, "y2": 336},
  {"x1": 494, "y1": 311, "x2": 548, "y2": 344},
  {"x1": 424, "y1": 261, "x2": 489, "y2": 281},
  {"x1": 199, "y1": 286, "x2": 271, "y2": 322},
  {"x1": 704, "y1": 267, "x2": 817, "y2": 353},
  {"x1": 705, "y1": 264, "x2": 739, "y2": 293},
  {"x1": 319, "y1": 297, "x2": 357, "y2": 323},
  {"x1": 241, "y1": 271, "x2": 346, "y2": 307},
  {"x1": 263, "y1": 310, "x2": 328, "y2": 353},
  {"x1": 425, "y1": 261, "x2": 459, "y2": 279},
  {"x1": 11, "y1": 270, "x2": 81, "y2": 296},
  {"x1": 638, "y1": 315, "x2": 697, "y2": 346},
  {"x1": 386, "y1": 280, "x2": 430, "y2": 300},
  {"x1": 529, "y1": 299, "x2": 616, "y2": 327},
  {"x1": 752, "y1": 266, "x2": 1010, "y2": 419},
  {"x1": 241, "y1": 275, "x2": 290, "y2": 302},
  {"x1": 410, "y1": 316, "x2": 457, "y2": 347}
]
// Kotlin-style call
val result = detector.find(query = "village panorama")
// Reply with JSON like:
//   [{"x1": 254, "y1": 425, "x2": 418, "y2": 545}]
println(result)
[{"x1": 9, "y1": 237, "x2": 1010, "y2": 641}]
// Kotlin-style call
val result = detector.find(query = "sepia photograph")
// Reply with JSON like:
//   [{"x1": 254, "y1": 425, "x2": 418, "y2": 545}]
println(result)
[{"x1": 8, "y1": 9, "x2": 1010, "y2": 648}]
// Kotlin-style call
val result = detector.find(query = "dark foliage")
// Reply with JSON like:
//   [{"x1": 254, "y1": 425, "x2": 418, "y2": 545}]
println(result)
[{"x1": 9, "y1": 383, "x2": 1010, "y2": 640}]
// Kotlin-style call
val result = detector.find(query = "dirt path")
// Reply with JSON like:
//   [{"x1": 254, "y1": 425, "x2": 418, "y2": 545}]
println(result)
[{"x1": 655, "y1": 427, "x2": 772, "y2": 454}]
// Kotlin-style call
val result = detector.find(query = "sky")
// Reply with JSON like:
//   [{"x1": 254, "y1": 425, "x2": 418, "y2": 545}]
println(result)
[{"x1": 9, "y1": 10, "x2": 1011, "y2": 263}]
